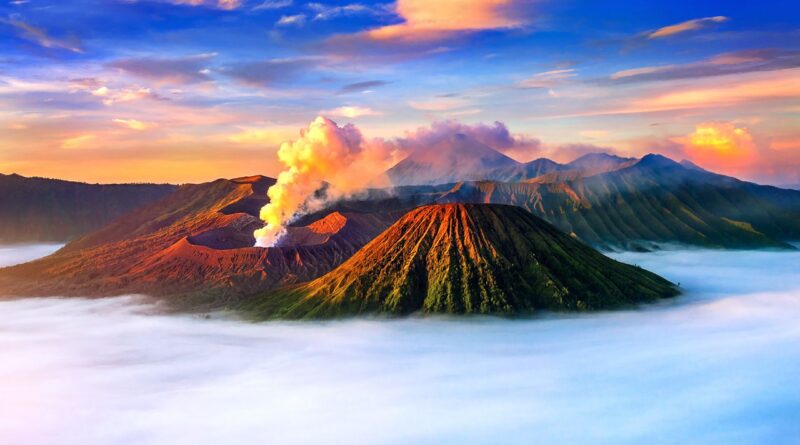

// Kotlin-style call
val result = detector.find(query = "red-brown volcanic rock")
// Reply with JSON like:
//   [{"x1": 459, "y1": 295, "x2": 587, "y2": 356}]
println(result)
[{"x1": 0, "y1": 176, "x2": 397, "y2": 305}]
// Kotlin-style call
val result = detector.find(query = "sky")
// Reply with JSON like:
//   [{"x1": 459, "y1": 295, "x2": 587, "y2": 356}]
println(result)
[{"x1": 0, "y1": 0, "x2": 798, "y2": 185}]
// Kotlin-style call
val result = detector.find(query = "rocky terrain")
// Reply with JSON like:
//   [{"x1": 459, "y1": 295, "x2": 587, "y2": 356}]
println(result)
[
  {"x1": 2, "y1": 150, "x2": 797, "y2": 315},
  {"x1": 0, "y1": 175, "x2": 396, "y2": 308},
  {"x1": 243, "y1": 204, "x2": 678, "y2": 319},
  {"x1": 332, "y1": 154, "x2": 800, "y2": 250}
]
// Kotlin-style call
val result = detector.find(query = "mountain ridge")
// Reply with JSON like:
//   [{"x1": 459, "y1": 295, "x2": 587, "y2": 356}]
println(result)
[
  {"x1": 386, "y1": 133, "x2": 520, "y2": 185},
  {"x1": 322, "y1": 153, "x2": 800, "y2": 250},
  {"x1": 0, "y1": 173, "x2": 177, "y2": 243},
  {"x1": 0, "y1": 175, "x2": 394, "y2": 304},
  {"x1": 244, "y1": 204, "x2": 679, "y2": 319},
  {"x1": 3, "y1": 152, "x2": 798, "y2": 308}
]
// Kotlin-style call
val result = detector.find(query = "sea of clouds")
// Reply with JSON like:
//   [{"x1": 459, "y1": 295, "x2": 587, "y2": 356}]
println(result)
[
  {"x1": 0, "y1": 243, "x2": 62, "y2": 267},
  {"x1": 0, "y1": 246, "x2": 799, "y2": 444}
]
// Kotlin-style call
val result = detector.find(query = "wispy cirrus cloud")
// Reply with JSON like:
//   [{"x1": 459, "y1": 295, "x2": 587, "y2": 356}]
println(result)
[
  {"x1": 168, "y1": 0, "x2": 242, "y2": 9},
  {"x1": 629, "y1": 69, "x2": 800, "y2": 112},
  {"x1": 609, "y1": 49, "x2": 800, "y2": 83},
  {"x1": 253, "y1": 0, "x2": 292, "y2": 10},
  {"x1": 60, "y1": 134, "x2": 95, "y2": 149},
  {"x1": 2, "y1": 16, "x2": 83, "y2": 53},
  {"x1": 112, "y1": 118, "x2": 153, "y2": 131},
  {"x1": 337, "y1": 80, "x2": 390, "y2": 95},
  {"x1": 220, "y1": 58, "x2": 317, "y2": 87},
  {"x1": 276, "y1": 13, "x2": 306, "y2": 26},
  {"x1": 517, "y1": 69, "x2": 576, "y2": 89},
  {"x1": 307, "y1": 3, "x2": 389, "y2": 21},
  {"x1": 523, "y1": 68, "x2": 800, "y2": 122},
  {"x1": 108, "y1": 54, "x2": 215, "y2": 85},
  {"x1": 647, "y1": 16, "x2": 728, "y2": 39}
]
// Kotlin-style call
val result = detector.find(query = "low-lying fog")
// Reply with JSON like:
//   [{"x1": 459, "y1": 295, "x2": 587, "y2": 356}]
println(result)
[
  {"x1": 0, "y1": 243, "x2": 62, "y2": 267},
  {"x1": 1, "y1": 246, "x2": 799, "y2": 444}
]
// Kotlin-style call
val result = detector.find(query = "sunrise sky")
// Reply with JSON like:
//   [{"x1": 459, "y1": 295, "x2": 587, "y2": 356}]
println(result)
[{"x1": 1, "y1": 0, "x2": 798, "y2": 185}]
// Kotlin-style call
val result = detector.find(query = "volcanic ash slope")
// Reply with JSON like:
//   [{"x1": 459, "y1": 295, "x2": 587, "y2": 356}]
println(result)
[{"x1": 245, "y1": 203, "x2": 679, "y2": 319}]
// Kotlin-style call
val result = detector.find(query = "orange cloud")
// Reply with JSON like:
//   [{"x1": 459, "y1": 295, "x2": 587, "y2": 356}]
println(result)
[
  {"x1": 226, "y1": 128, "x2": 293, "y2": 144},
  {"x1": 610, "y1": 66, "x2": 666, "y2": 80},
  {"x1": 673, "y1": 123, "x2": 758, "y2": 176},
  {"x1": 629, "y1": 69, "x2": 800, "y2": 113},
  {"x1": 771, "y1": 137, "x2": 800, "y2": 151},
  {"x1": 112, "y1": 118, "x2": 152, "y2": 131},
  {"x1": 648, "y1": 16, "x2": 728, "y2": 39},
  {"x1": 366, "y1": 0, "x2": 524, "y2": 42},
  {"x1": 2, "y1": 17, "x2": 83, "y2": 53},
  {"x1": 60, "y1": 134, "x2": 96, "y2": 149}
]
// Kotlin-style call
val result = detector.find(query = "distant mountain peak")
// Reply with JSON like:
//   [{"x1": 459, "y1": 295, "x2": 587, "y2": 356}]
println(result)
[
  {"x1": 386, "y1": 133, "x2": 519, "y2": 186},
  {"x1": 568, "y1": 152, "x2": 634, "y2": 166},
  {"x1": 635, "y1": 153, "x2": 682, "y2": 169},
  {"x1": 566, "y1": 152, "x2": 635, "y2": 169}
]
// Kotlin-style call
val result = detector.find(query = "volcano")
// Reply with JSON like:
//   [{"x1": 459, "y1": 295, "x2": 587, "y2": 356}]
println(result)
[
  {"x1": 0, "y1": 175, "x2": 398, "y2": 304},
  {"x1": 385, "y1": 133, "x2": 519, "y2": 186},
  {"x1": 245, "y1": 204, "x2": 679, "y2": 319}
]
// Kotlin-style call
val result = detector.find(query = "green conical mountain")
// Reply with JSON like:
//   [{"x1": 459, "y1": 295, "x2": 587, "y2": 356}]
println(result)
[{"x1": 245, "y1": 203, "x2": 679, "y2": 319}]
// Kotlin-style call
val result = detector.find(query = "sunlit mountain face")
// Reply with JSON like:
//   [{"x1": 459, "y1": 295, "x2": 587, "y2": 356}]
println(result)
[{"x1": 0, "y1": 0, "x2": 798, "y2": 185}]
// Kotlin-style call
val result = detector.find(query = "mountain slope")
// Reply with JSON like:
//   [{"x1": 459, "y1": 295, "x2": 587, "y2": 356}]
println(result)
[
  {"x1": 244, "y1": 204, "x2": 678, "y2": 319},
  {"x1": 386, "y1": 133, "x2": 519, "y2": 185},
  {"x1": 565, "y1": 153, "x2": 636, "y2": 174},
  {"x1": 0, "y1": 173, "x2": 177, "y2": 243},
  {"x1": 0, "y1": 175, "x2": 397, "y2": 304},
  {"x1": 387, "y1": 149, "x2": 645, "y2": 187},
  {"x1": 319, "y1": 154, "x2": 800, "y2": 250},
  {"x1": 485, "y1": 158, "x2": 566, "y2": 182},
  {"x1": 564, "y1": 154, "x2": 800, "y2": 248}
]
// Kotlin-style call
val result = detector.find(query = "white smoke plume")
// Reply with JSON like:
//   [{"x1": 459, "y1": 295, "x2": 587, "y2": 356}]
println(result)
[{"x1": 254, "y1": 116, "x2": 404, "y2": 247}]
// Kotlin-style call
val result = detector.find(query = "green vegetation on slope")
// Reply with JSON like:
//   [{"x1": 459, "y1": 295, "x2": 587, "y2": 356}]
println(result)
[
  {"x1": 243, "y1": 204, "x2": 679, "y2": 319},
  {"x1": 331, "y1": 155, "x2": 800, "y2": 250}
]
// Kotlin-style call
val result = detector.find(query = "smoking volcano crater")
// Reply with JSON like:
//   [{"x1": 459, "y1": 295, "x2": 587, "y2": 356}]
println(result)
[{"x1": 0, "y1": 175, "x2": 398, "y2": 306}]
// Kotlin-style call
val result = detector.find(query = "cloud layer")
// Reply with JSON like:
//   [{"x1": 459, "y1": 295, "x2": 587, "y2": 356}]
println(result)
[
  {"x1": 365, "y1": 0, "x2": 526, "y2": 42},
  {"x1": 647, "y1": 16, "x2": 728, "y2": 39},
  {"x1": 2, "y1": 247, "x2": 800, "y2": 444}
]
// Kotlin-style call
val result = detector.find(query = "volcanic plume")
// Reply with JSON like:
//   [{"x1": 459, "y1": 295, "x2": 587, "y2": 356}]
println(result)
[{"x1": 254, "y1": 117, "x2": 403, "y2": 247}]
